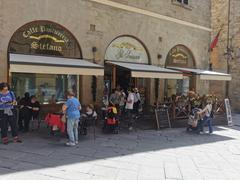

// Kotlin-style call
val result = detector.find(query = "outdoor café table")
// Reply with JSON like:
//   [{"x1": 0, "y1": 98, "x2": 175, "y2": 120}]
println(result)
[{"x1": 45, "y1": 112, "x2": 65, "y2": 133}]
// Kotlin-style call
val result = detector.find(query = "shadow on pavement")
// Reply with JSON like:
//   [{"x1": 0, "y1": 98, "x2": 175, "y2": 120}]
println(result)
[{"x1": 0, "y1": 124, "x2": 235, "y2": 176}]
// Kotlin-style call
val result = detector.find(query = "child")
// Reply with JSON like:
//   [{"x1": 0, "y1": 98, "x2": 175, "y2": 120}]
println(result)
[
  {"x1": 106, "y1": 102, "x2": 117, "y2": 124},
  {"x1": 82, "y1": 104, "x2": 97, "y2": 120}
]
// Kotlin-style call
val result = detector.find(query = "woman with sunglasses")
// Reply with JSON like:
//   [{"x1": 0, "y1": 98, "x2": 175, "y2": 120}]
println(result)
[{"x1": 0, "y1": 82, "x2": 22, "y2": 144}]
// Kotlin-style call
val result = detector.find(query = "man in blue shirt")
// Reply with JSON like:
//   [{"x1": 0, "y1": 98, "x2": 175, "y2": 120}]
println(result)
[{"x1": 62, "y1": 90, "x2": 81, "y2": 146}]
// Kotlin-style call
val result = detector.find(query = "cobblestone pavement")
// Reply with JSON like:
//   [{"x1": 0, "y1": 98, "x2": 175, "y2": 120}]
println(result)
[{"x1": 0, "y1": 115, "x2": 240, "y2": 180}]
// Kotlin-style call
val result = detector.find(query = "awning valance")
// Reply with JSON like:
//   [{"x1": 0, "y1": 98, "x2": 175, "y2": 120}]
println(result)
[
  {"x1": 167, "y1": 67, "x2": 232, "y2": 81},
  {"x1": 106, "y1": 61, "x2": 183, "y2": 79},
  {"x1": 9, "y1": 53, "x2": 104, "y2": 76}
]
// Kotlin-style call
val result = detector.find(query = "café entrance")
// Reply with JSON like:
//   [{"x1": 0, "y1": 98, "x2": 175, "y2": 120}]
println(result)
[
  {"x1": 8, "y1": 20, "x2": 104, "y2": 119},
  {"x1": 165, "y1": 44, "x2": 196, "y2": 97}
]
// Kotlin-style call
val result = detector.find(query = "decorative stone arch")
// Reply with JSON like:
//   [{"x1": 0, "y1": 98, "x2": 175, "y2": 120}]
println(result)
[
  {"x1": 165, "y1": 44, "x2": 196, "y2": 68},
  {"x1": 165, "y1": 44, "x2": 197, "y2": 97},
  {"x1": 8, "y1": 20, "x2": 82, "y2": 58},
  {"x1": 104, "y1": 35, "x2": 151, "y2": 64}
]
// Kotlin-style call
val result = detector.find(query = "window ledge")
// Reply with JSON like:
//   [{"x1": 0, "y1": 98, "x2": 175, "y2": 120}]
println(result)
[{"x1": 171, "y1": 1, "x2": 193, "y2": 10}]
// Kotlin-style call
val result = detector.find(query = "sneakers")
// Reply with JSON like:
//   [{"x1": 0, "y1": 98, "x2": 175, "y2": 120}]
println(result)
[
  {"x1": 75, "y1": 141, "x2": 79, "y2": 145},
  {"x1": 206, "y1": 131, "x2": 213, "y2": 134},
  {"x1": 65, "y1": 142, "x2": 76, "y2": 146}
]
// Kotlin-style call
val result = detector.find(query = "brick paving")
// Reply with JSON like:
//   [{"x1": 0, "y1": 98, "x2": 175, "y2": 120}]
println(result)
[{"x1": 0, "y1": 115, "x2": 240, "y2": 180}]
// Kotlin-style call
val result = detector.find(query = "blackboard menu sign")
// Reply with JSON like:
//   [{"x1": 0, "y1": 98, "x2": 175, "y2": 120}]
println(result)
[
  {"x1": 155, "y1": 107, "x2": 171, "y2": 130},
  {"x1": 224, "y1": 98, "x2": 233, "y2": 126}
]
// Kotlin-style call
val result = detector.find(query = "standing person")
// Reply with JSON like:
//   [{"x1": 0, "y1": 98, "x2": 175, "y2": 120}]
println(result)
[
  {"x1": 119, "y1": 89, "x2": 126, "y2": 119},
  {"x1": 197, "y1": 98, "x2": 213, "y2": 134},
  {"x1": 109, "y1": 89, "x2": 120, "y2": 111},
  {"x1": 133, "y1": 88, "x2": 141, "y2": 118},
  {"x1": 0, "y1": 82, "x2": 21, "y2": 144},
  {"x1": 30, "y1": 95, "x2": 40, "y2": 129},
  {"x1": 62, "y1": 90, "x2": 81, "y2": 146},
  {"x1": 19, "y1": 92, "x2": 32, "y2": 132},
  {"x1": 125, "y1": 88, "x2": 135, "y2": 130}
]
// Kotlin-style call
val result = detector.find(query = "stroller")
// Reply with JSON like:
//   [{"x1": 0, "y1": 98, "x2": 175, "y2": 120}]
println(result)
[
  {"x1": 186, "y1": 108, "x2": 202, "y2": 132},
  {"x1": 102, "y1": 105, "x2": 119, "y2": 134}
]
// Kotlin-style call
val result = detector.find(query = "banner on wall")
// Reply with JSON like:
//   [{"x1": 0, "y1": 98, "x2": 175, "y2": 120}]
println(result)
[{"x1": 105, "y1": 36, "x2": 149, "y2": 64}]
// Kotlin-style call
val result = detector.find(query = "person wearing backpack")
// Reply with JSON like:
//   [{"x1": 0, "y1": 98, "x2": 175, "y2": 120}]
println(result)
[
  {"x1": 197, "y1": 98, "x2": 213, "y2": 134},
  {"x1": 0, "y1": 82, "x2": 22, "y2": 144}
]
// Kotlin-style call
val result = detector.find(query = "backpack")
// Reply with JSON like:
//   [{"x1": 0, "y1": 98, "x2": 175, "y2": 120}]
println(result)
[{"x1": 210, "y1": 110, "x2": 214, "y2": 119}]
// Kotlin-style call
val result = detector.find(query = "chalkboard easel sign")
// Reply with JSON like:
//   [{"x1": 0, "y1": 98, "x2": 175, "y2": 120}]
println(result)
[
  {"x1": 224, "y1": 98, "x2": 233, "y2": 127},
  {"x1": 155, "y1": 107, "x2": 172, "y2": 130}
]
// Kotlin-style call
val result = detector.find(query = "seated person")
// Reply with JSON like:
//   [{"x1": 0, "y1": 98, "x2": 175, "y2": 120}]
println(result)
[{"x1": 81, "y1": 104, "x2": 97, "y2": 124}]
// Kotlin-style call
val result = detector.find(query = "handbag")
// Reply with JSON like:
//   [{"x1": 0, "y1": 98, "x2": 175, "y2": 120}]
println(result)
[{"x1": 61, "y1": 114, "x2": 67, "y2": 123}]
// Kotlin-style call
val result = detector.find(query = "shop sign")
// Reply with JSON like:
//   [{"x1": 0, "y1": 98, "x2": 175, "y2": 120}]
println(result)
[
  {"x1": 22, "y1": 25, "x2": 70, "y2": 52},
  {"x1": 169, "y1": 48, "x2": 188, "y2": 65},
  {"x1": 166, "y1": 45, "x2": 195, "y2": 68},
  {"x1": 105, "y1": 36, "x2": 149, "y2": 64},
  {"x1": 9, "y1": 21, "x2": 81, "y2": 58}
]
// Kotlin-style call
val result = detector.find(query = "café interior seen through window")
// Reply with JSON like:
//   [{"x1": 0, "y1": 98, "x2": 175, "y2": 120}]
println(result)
[{"x1": 11, "y1": 73, "x2": 78, "y2": 104}]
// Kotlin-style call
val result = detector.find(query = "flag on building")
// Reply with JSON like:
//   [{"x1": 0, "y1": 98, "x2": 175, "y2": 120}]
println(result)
[{"x1": 209, "y1": 29, "x2": 222, "y2": 51}]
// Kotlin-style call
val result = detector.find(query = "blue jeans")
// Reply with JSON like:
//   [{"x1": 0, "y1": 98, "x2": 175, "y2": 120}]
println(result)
[
  {"x1": 200, "y1": 116, "x2": 213, "y2": 133},
  {"x1": 67, "y1": 119, "x2": 79, "y2": 143}
]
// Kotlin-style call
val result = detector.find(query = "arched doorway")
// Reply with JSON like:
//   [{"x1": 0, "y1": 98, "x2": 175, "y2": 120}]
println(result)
[
  {"x1": 165, "y1": 44, "x2": 196, "y2": 97},
  {"x1": 8, "y1": 20, "x2": 84, "y2": 104},
  {"x1": 104, "y1": 35, "x2": 151, "y2": 105}
]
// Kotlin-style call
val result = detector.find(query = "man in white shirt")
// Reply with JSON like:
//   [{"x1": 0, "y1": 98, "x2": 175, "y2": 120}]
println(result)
[
  {"x1": 125, "y1": 88, "x2": 134, "y2": 130},
  {"x1": 133, "y1": 88, "x2": 141, "y2": 118}
]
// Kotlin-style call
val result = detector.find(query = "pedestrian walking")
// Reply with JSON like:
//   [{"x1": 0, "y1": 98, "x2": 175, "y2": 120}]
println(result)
[
  {"x1": 125, "y1": 88, "x2": 134, "y2": 130},
  {"x1": 197, "y1": 98, "x2": 213, "y2": 134},
  {"x1": 62, "y1": 90, "x2": 81, "y2": 146},
  {"x1": 0, "y1": 82, "x2": 22, "y2": 144}
]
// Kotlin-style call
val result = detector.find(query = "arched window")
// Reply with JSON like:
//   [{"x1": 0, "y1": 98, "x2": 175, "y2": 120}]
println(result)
[
  {"x1": 8, "y1": 20, "x2": 82, "y2": 58},
  {"x1": 165, "y1": 45, "x2": 196, "y2": 97},
  {"x1": 166, "y1": 44, "x2": 195, "y2": 68},
  {"x1": 105, "y1": 35, "x2": 150, "y2": 64}
]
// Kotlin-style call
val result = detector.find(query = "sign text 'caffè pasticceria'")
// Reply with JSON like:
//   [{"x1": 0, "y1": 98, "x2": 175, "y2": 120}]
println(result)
[{"x1": 9, "y1": 21, "x2": 81, "y2": 58}]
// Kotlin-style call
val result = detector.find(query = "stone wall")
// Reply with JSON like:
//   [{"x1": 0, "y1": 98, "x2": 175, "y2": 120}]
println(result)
[
  {"x1": 0, "y1": 0, "x2": 211, "y2": 105},
  {"x1": 211, "y1": 0, "x2": 240, "y2": 112}
]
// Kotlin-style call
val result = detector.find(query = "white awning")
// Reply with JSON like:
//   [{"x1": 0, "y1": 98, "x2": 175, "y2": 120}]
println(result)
[
  {"x1": 167, "y1": 67, "x2": 232, "y2": 81},
  {"x1": 106, "y1": 61, "x2": 183, "y2": 79},
  {"x1": 9, "y1": 53, "x2": 104, "y2": 76}
]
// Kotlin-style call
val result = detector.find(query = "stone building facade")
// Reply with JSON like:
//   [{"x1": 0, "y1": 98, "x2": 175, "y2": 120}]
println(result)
[
  {"x1": 0, "y1": 0, "x2": 211, "y2": 106},
  {"x1": 211, "y1": 0, "x2": 240, "y2": 112}
]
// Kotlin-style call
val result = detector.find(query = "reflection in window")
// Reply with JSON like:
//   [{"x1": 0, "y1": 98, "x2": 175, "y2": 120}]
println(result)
[{"x1": 12, "y1": 73, "x2": 78, "y2": 104}]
